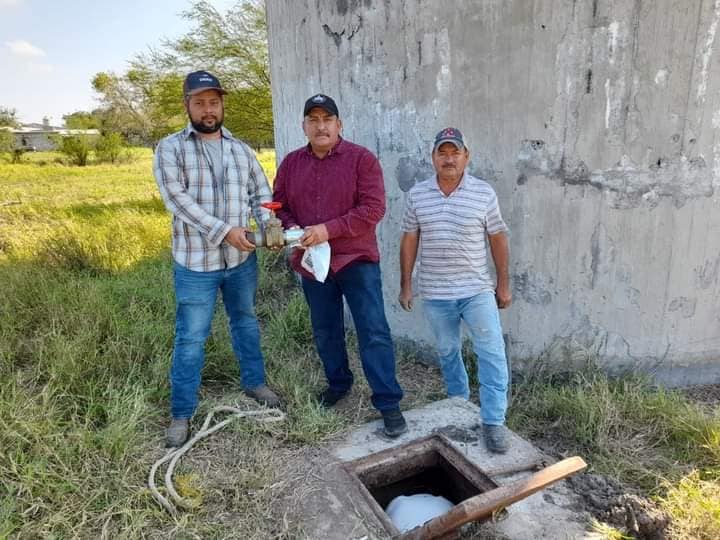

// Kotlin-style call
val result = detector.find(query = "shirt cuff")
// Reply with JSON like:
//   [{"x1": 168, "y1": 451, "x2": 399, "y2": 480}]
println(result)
[
  {"x1": 209, "y1": 221, "x2": 233, "y2": 247},
  {"x1": 324, "y1": 219, "x2": 343, "y2": 239}
]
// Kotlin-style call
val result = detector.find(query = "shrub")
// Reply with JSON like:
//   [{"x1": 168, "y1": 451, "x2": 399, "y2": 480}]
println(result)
[
  {"x1": 95, "y1": 132, "x2": 125, "y2": 164},
  {"x1": 55, "y1": 135, "x2": 92, "y2": 166}
]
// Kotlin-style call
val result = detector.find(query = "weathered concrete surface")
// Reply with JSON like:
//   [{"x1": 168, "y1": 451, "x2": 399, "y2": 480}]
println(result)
[
  {"x1": 298, "y1": 399, "x2": 591, "y2": 539},
  {"x1": 266, "y1": 0, "x2": 720, "y2": 385}
]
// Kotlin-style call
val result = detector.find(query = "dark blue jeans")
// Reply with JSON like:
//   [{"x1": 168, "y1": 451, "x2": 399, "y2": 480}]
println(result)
[
  {"x1": 171, "y1": 253, "x2": 266, "y2": 419},
  {"x1": 301, "y1": 261, "x2": 403, "y2": 412}
]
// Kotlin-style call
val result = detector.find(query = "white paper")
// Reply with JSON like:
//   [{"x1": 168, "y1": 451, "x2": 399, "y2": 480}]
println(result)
[{"x1": 300, "y1": 241, "x2": 331, "y2": 282}]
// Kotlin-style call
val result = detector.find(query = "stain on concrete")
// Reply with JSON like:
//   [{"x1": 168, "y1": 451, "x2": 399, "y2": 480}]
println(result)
[
  {"x1": 395, "y1": 155, "x2": 433, "y2": 192},
  {"x1": 517, "y1": 139, "x2": 714, "y2": 208},
  {"x1": 696, "y1": 256, "x2": 720, "y2": 289},
  {"x1": 335, "y1": 0, "x2": 372, "y2": 16},
  {"x1": 322, "y1": 15, "x2": 363, "y2": 46},
  {"x1": 431, "y1": 424, "x2": 479, "y2": 443},
  {"x1": 668, "y1": 296, "x2": 697, "y2": 318},
  {"x1": 590, "y1": 224, "x2": 616, "y2": 289},
  {"x1": 513, "y1": 269, "x2": 554, "y2": 305}
]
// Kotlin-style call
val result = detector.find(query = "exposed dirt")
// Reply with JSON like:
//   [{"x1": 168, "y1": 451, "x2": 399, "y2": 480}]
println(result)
[
  {"x1": 682, "y1": 383, "x2": 720, "y2": 412},
  {"x1": 568, "y1": 473, "x2": 670, "y2": 539}
]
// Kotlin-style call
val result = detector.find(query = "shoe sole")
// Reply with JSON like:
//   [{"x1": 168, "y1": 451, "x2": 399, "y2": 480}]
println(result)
[
  {"x1": 383, "y1": 424, "x2": 408, "y2": 438},
  {"x1": 165, "y1": 435, "x2": 189, "y2": 448}
]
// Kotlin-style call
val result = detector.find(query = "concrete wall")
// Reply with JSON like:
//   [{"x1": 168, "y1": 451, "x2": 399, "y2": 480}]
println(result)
[{"x1": 266, "y1": 0, "x2": 720, "y2": 386}]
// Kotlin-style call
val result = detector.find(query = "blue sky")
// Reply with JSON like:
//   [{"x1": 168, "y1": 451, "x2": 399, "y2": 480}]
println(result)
[{"x1": 0, "y1": 0, "x2": 234, "y2": 124}]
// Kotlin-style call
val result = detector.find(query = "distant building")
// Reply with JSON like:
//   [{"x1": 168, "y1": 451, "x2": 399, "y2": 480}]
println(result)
[{"x1": 3, "y1": 117, "x2": 99, "y2": 151}]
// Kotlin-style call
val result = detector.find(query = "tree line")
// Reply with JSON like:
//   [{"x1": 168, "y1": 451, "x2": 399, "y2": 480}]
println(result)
[{"x1": 2, "y1": 0, "x2": 273, "y2": 160}]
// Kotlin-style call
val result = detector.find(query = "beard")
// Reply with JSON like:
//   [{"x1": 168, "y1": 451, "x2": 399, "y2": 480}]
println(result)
[{"x1": 189, "y1": 112, "x2": 224, "y2": 134}]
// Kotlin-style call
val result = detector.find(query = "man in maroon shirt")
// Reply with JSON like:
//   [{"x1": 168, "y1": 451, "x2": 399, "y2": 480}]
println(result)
[{"x1": 273, "y1": 94, "x2": 406, "y2": 437}]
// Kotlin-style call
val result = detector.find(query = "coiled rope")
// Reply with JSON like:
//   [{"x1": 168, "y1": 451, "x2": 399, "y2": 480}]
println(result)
[{"x1": 148, "y1": 405, "x2": 286, "y2": 516}]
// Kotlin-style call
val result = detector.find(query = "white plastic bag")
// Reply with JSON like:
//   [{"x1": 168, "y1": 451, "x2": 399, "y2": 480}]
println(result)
[
  {"x1": 385, "y1": 493, "x2": 454, "y2": 532},
  {"x1": 300, "y1": 241, "x2": 331, "y2": 283}
]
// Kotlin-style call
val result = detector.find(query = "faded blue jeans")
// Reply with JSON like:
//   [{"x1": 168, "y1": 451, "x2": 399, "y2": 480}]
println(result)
[
  {"x1": 422, "y1": 292, "x2": 508, "y2": 425},
  {"x1": 170, "y1": 253, "x2": 266, "y2": 419}
]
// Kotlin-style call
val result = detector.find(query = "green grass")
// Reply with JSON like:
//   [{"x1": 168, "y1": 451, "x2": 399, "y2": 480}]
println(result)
[
  {"x1": 0, "y1": 150, "x2": 347, "y2": 538},
  {"x1": 1, "y1": 151, "x2": 719, "y2": 538}
]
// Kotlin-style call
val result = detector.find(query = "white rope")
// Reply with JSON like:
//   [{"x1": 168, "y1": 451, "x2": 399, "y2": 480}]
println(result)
[{"x1": 148, "y1": 405, "x2": 286, "y2": 516}]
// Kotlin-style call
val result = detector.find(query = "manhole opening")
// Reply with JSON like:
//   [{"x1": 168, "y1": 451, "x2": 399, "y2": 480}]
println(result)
[
  {"x1": 363, "y1": 450, "x2": 482, "y2": 507},
  {"x1": 344, "y1": 434, "x2": 500, "y2": 536}
]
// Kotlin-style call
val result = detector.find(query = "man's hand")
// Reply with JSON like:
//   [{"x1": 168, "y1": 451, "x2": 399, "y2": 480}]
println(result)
[
  {"x1": 224, "y1": 227, "x2": 256, "y2": 251},
  {"x1": 495, "y1": 282, "x2": 512, "y2": 309},
  {"x1": 398, "y1": 285, "x2": 414, "y2": 312},
  {"x1": 300, "y1": 224, "x2": 329, "y2": 247}
]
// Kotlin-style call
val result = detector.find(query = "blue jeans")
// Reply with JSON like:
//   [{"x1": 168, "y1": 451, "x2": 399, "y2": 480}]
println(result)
[
  {"x1": 423, "y1": 292, "x2": 508, "y2": 425},
  {"x1": 301, "y1": 262, "x2": 403, "y2": 412},
  {"x1": 170, "y1": 253, "x2": 266, "y2": 419}
]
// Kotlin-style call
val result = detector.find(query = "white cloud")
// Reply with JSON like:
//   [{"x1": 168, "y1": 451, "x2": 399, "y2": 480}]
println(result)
[
  {"x1": 6, "y1": 39, "x2": 46, "y2": 58},
  {"x1": 0, "y1": 0, "x2": 23, "y2": 7}
]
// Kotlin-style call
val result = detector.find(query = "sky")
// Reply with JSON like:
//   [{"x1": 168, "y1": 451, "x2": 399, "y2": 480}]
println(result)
[{"x1": 0, "y1": 0, "x2": 235, "y2": 124}]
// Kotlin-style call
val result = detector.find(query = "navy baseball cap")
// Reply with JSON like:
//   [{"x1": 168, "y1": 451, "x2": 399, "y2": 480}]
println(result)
[
  {"x1": 183, "y1": 71, "x2": 227, "y2": 98},
  {"x1": 433, "y1": 127, "x2": 466, "y2": 151},
  {"x1": 303, "y1": 94, "x2": 339, "y2": 117}
]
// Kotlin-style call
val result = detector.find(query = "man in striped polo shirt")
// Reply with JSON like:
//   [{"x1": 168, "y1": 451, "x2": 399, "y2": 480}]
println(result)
[
  {"x1": 399, "y1": 127, "x2": 512, "y2": 453},
  {"x1": 154, "y1": 71, "x2": 280, "y2": 447}
]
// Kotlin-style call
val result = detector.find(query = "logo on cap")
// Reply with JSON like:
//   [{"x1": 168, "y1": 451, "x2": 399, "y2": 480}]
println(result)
[{"x1": 312, "y1": 95, "x2": 326, "y2": 103}]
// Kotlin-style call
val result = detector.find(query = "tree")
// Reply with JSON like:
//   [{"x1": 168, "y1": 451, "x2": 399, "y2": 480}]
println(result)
[
  {"x1": 63, "y1": 110, "x2": 103, "y2": 130},
  {"x1": 0, "y1": 129, "x2": 15, "y2": 155},
  {"x1": 92, "y1": 1, "x2": 273, "y2": 147},
  {"x1": 0, "y1": 107, "x2": 19, "y2": 128}
]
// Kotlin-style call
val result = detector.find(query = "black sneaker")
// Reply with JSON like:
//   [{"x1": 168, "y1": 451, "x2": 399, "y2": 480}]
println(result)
[
  {"x1": 381, "y1": 409, "x2": 407, "y2": 438},
  {"x1": 316, "y1": 388, "x2": 348, "y2": 408}
]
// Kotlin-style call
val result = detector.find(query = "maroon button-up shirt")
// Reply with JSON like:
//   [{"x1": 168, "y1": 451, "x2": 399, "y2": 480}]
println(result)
[{"x1": 273, "y1": 138, "x2": 386, "y2": 278}]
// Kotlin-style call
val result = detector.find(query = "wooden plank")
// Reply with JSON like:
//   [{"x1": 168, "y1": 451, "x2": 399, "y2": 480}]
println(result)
[{"x1": 401, "y1": 456, "x2": 588, "y2": 540}]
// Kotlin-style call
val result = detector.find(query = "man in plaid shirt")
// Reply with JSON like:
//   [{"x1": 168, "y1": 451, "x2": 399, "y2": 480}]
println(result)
[{"x1": 154, "y1": 70, "x2": 279, "y2": 447}]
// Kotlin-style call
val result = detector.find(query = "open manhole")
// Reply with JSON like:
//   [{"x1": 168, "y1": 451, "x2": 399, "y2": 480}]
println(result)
[
  {"x1": 343, "y1": 434, "x2": 587, "y2": 539},
  {"x1": 343, "y1": 434, "x2": 503, "y2": 538}
]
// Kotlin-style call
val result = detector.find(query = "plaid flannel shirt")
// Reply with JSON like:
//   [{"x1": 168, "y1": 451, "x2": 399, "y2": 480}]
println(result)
[{"x1": 153, "y1": 124, "x2": 272, "y2": 271}]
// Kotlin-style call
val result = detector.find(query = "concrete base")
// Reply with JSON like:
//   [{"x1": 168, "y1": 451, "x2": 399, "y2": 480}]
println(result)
[{"x1": 300, "y1": 399, "x2": 593, "y2": 539}]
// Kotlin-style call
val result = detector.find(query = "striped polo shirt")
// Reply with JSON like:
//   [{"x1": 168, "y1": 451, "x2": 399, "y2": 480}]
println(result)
[{"x1": 401, "y1": 173, "x2": 508, "y2": 300}]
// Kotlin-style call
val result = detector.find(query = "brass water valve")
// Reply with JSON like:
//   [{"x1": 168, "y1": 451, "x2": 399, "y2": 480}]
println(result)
[{"x1": 246, "y1": 202, "x2": 304, "y2": 248}]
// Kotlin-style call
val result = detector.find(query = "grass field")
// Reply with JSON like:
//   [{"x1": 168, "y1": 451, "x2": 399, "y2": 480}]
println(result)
[{"x1": 1, "y1": 150, "x2": 718, "y2": 538}]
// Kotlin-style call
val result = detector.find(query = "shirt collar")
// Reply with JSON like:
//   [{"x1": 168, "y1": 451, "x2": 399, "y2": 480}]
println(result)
[
  {"x1": 183, "y1": 122, "x2": 233, "y2": 141},
  {"x1": 304, "y1": 136, "x2": 345, "y2": 157},
  {"x1": 429, "y1": 171, "x2": 468, "y2": 192}
]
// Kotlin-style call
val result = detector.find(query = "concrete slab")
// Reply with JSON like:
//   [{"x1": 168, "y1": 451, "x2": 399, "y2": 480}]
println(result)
[
  {"x1": 297, "y1": 399, "x2": 592, "y2": 539},
  {"x1": 332, "y1": 398, "x2": 546, "y2": 477}
]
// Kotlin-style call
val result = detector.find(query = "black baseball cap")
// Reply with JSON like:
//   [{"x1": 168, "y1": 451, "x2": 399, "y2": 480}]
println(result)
[
  {"x1": 433, "y1": 127, "x2": 466, "y2": 151},
  {"x1": 183, "y1": 70, "x2": 227, "y2": 98},
  {"x1": 303, "y1": 94, "x2": 339, "y2": 117}
]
